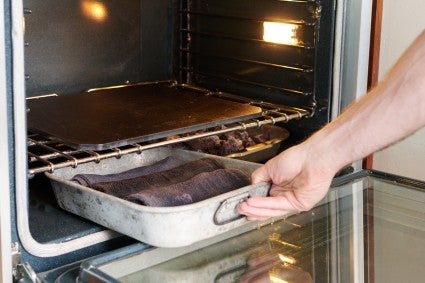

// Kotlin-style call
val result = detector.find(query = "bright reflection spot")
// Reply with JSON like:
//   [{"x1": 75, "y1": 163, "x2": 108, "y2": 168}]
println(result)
[
  {"x1": 278, "y1": 253, "x2": 296, "y2": 265},
  {"x1": 269, "y1": 267, "x2": 290, "y2": 283},
  {"x1": 263, "y1": 22, "x2": 299, "y2": 45},
  {"x1": 269, "y1": 276, "x2": 289, "y2": 283},
  {"x1": 81, "y1": 0, "x2": 108, "y2": 22}
]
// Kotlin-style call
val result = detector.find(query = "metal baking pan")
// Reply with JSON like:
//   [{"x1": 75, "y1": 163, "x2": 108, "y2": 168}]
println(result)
[
  {"x1": 226, "y1": 125, "x2": 289, "y2": 162},
  {"x1": 27, "y1": 81, "x2": 263, "y2": 150},
  {"x1": 169, "y1": 124, "x2": 289, "y2": 163},
  {"x1": 46, "y1": 147, "x2": 270, "y2": 247}
]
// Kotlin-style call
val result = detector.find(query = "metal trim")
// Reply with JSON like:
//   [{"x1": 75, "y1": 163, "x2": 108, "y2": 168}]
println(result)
[
  {"x1": 332, "y1": 169, "x2": 425, "y2": 191},
  {"x1": 0, "y1": 0, "x2": 13, "y2": 280}
]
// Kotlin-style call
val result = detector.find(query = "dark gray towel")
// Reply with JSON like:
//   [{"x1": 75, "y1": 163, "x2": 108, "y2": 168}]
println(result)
[
  {"x1": 91, "y1": 158, "x2": 224, "y2": 198},
  {"x1": 124, "y1": 168, "x2": 250, "y2": 207},
  {"x1": 71, "y1": 156, "x2": 185, "y2": 187}
]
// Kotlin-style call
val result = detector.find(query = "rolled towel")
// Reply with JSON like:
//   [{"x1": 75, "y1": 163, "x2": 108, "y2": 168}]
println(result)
[
  {"x1": 71, "y1": 156, "x2": 185, "y2": 187},
  {"x1": 124, "y1": 168, "x2": 250, "y2": 207},
  {"x1": 91, "y1": 158, "x2": 223, "y2": 198}
]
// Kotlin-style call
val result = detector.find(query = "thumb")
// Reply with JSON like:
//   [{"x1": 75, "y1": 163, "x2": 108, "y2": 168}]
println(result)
[{"x1": 251, "y1": 165, "x2": 271, "y2": 184}]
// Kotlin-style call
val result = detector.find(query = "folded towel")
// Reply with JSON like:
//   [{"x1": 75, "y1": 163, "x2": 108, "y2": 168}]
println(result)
[
  {"x1": 125, "y1": 168, "x2": 250, "y2": 207},
  {"x1": 91, "y1": 158, "x2": 224, "y2": 198},
  {"x1": 71, "y1": 156, "x2": 185, "y2": 187}
]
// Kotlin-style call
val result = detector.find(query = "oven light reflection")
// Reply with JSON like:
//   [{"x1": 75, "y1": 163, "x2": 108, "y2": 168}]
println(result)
[
  {"x1": 269, "y1": 267, "x2": 290, "y2": 283},
  {"x1": 278, "y1": 253, "x2": 296, "y2": 265},
  {"x1": 81, "y1": 0, "x2": 108, "y2": 22},
  {"x1": 263, "y1": 22, "x2": 299, "y2": 45},
  {"x1": 269, "y1": 276, "x2": 289, "y2": 283},
  {"x1": 269, "y1": 233, "x2": 301, "y2": 250}
]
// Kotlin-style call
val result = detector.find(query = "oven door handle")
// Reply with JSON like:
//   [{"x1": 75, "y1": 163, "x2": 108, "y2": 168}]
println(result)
[{"x1": 213, "y1": 182, "x2": 270, "y2": 225}]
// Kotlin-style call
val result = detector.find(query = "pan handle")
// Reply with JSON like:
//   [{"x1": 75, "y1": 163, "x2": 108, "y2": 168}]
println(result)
[
  {"x1": 213, "y1": 192, "x2": 250, "y2": 225},
  {"x1": 213, "y1": 182, "x2": 270, "y2": 225}
]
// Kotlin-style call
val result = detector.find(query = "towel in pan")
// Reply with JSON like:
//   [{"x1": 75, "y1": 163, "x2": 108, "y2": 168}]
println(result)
[{"x1": 71, "y1": 157, "x2": 250, "y2": 206}]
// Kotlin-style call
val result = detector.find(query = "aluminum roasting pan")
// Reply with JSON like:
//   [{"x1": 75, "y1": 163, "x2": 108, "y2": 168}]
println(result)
[
  {"x1": 46, "y1": 147, "x2": 270, "y2": 247},
  {"x1": 225, "y1": 125, "x2": 289, "y2": 162}
]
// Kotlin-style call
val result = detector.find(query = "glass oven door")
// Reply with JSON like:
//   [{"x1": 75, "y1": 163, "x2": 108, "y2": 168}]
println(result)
[{"x1": 42, "y1": 170, "x2": 425, "y2": 283}]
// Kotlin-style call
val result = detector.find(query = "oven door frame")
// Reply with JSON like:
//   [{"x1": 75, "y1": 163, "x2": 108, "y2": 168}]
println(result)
[{"x1": 0, "y1": 0, "x2": 13, "y2": 281}]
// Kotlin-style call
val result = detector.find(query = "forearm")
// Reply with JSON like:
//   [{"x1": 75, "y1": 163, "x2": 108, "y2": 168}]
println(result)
[
  {"x1": 239, "y1": 32, "x2": 425, "y2": 218},
  {"x1": 307, "y1": 30, "x2": 425, "y2": 172}
]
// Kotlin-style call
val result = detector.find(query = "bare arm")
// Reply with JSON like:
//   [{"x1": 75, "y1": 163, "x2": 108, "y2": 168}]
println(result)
[
  {"x1": 314, "y1": 30, "x2": 425, "y2": 172},
  {"x1": 238, "y1": 30, "x2": 425, "y2": 220}
]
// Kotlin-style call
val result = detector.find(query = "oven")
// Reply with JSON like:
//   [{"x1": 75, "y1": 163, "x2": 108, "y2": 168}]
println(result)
[{"x1": 4, "y1": 0, "x2": 418, "y2": 282}]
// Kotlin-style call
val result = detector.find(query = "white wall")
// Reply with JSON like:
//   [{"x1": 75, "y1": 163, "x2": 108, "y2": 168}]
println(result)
[
  {"x1": 373, "y1": 3, "x2": 425, "y2": 282},
  {"x1": 373, "y1": 0, "x2": 425, "y2": 180}
]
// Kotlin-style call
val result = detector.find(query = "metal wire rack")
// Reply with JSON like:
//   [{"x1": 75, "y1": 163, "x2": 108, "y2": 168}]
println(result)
[{"x1": 27, "y1": 95, "x2": 309, "y2": 177}]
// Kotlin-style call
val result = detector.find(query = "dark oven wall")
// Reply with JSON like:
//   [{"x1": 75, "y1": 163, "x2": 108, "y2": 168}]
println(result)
[
  {"x1": 24, "y1": 0, "x2": 180, "y2": 97},
  {"x1": 182, "y1": 0, "x2": 336, "y2": 144}
]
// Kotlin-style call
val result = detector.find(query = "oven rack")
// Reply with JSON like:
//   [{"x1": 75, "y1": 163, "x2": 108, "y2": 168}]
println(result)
[
  {"x1": 178, "y1": 0, "x2": 320, "y2": 98},
  {"x1": 27, "y1": 101, "x2": 309, "y2": 176}
]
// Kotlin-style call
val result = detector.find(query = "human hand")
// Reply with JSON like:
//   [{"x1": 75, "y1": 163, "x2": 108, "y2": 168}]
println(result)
[{"x1": 237, "y1": 142, "x2": 339, "y2": 221}]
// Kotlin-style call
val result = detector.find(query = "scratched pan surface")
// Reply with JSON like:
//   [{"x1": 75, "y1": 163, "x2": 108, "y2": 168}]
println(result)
[
  {"x1": 46, "y1": 147, "x2": 270, "y2": 247},
  {"x1": 27, "y1": 81, "x2": 263, "y2": 150}
]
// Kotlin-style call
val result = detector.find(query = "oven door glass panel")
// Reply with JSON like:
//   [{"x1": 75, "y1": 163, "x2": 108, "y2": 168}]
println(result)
[{"x1": 68, "y1": 171, "x2": 425, "y2": 283}]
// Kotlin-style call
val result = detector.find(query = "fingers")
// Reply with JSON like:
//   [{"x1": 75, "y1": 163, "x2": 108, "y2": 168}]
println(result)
[
  {"x1": 244, "y1": 145, "x2": 329, "y2": 221},
  {"x1": 244, "y1": 195, "x2": 293, "y2": 210},
  {"x1": 237, "y1": 195, "x2": 296, "y2": 220},
  {"x1": 239, "y1": 206, "x2": 290, "y2": 221}
]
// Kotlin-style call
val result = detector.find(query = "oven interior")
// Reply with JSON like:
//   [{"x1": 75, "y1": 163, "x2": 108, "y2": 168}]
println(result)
[
  {"x1": 25, "y1": 0, "x2": 336, "y2": 149},
  {"x1": 20, "y1": 0, "x2": 336, "y2": 273}
]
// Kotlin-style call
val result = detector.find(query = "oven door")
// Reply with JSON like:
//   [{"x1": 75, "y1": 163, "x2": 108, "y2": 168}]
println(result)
[{"x1": 38, "y1": 170, "x2": 425, "y2": 283}]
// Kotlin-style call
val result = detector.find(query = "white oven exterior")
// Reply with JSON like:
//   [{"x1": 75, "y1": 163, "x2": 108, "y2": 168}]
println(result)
[{"x1": 0, "y1": 0, "x2": 373, "y2": 281}]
